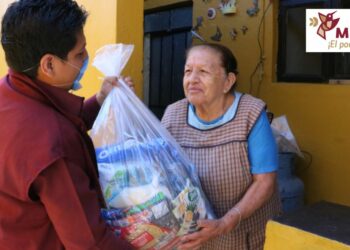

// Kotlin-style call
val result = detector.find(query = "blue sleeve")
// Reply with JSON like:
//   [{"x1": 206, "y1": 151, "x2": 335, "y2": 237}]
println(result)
[{"x1": 248, "y1": 110, "x2": 278, "y2": 174}]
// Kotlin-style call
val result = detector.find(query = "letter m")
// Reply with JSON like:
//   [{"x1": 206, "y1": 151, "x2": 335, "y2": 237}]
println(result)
[{"x1": 336, "y1": 28, "x2": 349, "y2": 38}]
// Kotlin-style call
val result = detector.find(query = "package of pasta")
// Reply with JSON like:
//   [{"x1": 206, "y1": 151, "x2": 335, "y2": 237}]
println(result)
[{"x1": 90, "y1": 44, "x2": 215, "y2": 250}]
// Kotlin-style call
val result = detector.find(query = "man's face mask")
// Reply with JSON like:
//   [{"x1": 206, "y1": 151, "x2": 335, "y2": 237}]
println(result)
[
  {"x1": 65, "y1": 56, "x2": 89, "y2": 91},
  {"x1": 21, "y1": 56, "x2": 89, "y2": 91}
]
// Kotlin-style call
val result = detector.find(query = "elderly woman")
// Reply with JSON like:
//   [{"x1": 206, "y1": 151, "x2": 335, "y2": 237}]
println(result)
[{"x1": 161, "y1": 44, "x2": 280, "y2": 250}]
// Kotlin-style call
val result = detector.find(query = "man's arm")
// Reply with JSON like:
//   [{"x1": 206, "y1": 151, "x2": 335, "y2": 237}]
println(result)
[
  {"x1": 31, "y1": 158, "x2": 134, "y2": 250},
  {"x1": 82, "y1": 95, "x2": 100, "y2": 129}
]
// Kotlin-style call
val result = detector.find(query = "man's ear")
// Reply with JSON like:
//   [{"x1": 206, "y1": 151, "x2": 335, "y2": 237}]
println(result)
[{"x1": 39, "y1": 54, "x2": 56, "y2": 77}]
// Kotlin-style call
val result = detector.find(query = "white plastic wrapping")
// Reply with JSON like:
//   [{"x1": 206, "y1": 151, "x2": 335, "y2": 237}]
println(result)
[
  {"x1": 90, "y1": 44, "x2": 214, "y2": 250},
  {"x1": 92, "y1": 43, "x2": 134, "y2": 77},
  {"x1": 271, "y1": 115, "x2": 303, "y2": 158}
]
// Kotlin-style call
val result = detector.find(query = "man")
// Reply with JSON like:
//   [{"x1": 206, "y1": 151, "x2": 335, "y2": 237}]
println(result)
[{"x1": 0, "y1": 0, "x2": 134, "y2": 249}]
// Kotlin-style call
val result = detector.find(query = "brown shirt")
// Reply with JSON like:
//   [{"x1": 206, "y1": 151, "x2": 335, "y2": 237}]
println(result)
[{"x1": 0, "y1": 70, "x2": 134, "y2": 250}]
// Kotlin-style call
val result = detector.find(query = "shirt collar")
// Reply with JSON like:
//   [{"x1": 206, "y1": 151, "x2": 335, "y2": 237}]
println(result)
[
  {"x1": 188, "y1": 92, "x2": 242, "y2": 130},
  {"x1": 8, "y1": 69, "x2": 85, "y2": 124}
]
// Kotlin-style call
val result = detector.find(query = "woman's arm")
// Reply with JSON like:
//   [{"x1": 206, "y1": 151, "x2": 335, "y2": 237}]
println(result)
[
  {"x1": 178, "y1": 111, "x2": 278, "y2": 249},
  {"x1": 177, "y1": 173, "x2": 276, "y2": 250},
  {"x1": 223, "y1": 109, "x2": 278, "y2": 229},
  {"x1": 222, "y1": 172, "x2": 276, "y2": 232}
]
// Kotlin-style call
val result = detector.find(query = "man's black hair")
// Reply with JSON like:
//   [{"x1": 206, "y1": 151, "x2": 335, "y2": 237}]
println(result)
[{"x1": 1, "y1": 0, "x2": 88, "y2": 78}]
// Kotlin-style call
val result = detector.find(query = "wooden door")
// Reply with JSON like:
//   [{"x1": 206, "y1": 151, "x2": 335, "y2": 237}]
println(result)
[{"x1": 144, "y1": 6, "x2": 192, "y2": 119}]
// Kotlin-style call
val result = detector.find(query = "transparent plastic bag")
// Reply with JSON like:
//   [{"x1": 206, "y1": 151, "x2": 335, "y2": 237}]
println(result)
[
  {"x1": 271, "y1": 115, "x2": 303, "y2": 158},
  {"x1": 90, "y1": 44, "x2": 214, "y2": 250}
]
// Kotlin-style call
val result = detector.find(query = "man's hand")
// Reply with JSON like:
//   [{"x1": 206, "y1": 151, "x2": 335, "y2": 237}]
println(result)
[{"x1": 96, "y1": 76, "x2": 134, "y2": 105}]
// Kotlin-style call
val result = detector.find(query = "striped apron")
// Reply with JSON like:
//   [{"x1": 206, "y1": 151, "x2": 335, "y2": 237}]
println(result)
[{"x1": 161, "y1": 94, "x2": 281, "y2": 250}]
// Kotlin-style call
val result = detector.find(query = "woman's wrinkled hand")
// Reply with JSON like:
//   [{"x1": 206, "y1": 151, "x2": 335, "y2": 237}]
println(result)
[
  {"x1": 96, "y1": 75, "x2": 135, "y2": 105},
  {"x1": 177, "y1": 218, "x2": 231, "y2": 250}
]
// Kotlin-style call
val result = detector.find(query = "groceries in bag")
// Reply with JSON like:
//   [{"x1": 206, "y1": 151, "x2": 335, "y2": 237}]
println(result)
[{"x1": 90, "y1": 44, "x2": 214, "y2": 250}]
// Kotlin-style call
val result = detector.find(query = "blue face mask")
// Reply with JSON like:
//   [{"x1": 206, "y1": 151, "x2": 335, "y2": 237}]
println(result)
[{"x1": 67, "y1": 56, "x2": 89, "y2": 91}]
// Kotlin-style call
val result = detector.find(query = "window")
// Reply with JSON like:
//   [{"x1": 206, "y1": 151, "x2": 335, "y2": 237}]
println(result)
[{"x1": 277, "y1": 0, "x2": 350, "y2": 83}]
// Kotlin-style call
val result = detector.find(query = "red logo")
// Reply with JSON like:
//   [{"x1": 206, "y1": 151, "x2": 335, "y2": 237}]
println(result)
[{"x1": 317, "y1": 11, "x2": 340, "y2": 40}]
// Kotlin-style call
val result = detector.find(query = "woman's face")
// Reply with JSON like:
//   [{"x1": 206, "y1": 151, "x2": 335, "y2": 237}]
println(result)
[{"x1": 183, "y1": 47, "x2": 235, "y2": 108}]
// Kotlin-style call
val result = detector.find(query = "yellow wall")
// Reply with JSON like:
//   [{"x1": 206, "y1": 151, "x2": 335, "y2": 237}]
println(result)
[
  {"x1": 260, "y1": 1, "x2": 350, "y2": 206},
  {"x1": 115, "y1": 0, "x2": 144, "y2": 97},
  {"x1": 0, "y1": 1, "x2": 12, "y2": 76},
  {"x1": 76, "y1": 0, "x2": 144, "y2": 98},
  {"x1": 192, "y1": 0, "x2": 264, "y2": 94},
  {"x1": 77, "y1": 0, "x2": 117, "y2": 98},
  {"x1": 264, "y1": 221, "x2": 350, "y2": 250},
  {"x1": 0, "y1": 0, "x2": 144, "y2": 98},
  {"x1": 144, "y1": 0, "x2": 350, "y2": 206}
]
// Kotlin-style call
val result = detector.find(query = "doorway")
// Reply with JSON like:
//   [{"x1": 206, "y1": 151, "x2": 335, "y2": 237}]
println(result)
[{"x1": 144, "y1": 5, "x2": 193, "y2": 119}]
